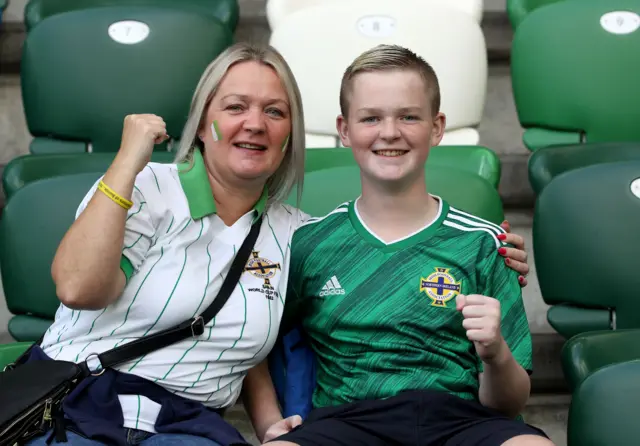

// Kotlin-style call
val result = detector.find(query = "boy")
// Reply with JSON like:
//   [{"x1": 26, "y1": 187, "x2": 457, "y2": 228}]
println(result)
[{"x1": 249, "y1": 45, "x2": 552, "y2": 446}]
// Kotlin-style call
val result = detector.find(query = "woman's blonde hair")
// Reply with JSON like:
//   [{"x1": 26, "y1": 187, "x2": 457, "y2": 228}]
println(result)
[{"x1": 174, "y1": 42, "x2": 305, "y2": 205}]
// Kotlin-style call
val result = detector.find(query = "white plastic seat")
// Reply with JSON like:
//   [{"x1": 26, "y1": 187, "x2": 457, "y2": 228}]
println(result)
[
  {"x1": 266, "y1": 0, "x2": 484, "y2": 30},
  {"x1": 270, "y1": 0, "x2": 487, "y2": 148},
  {"x1": 439, "y1": 128, "x2": 481, "y2": 146},
  {"x1": 306, "y1": 134, "x2": 341, "y2": 149}
]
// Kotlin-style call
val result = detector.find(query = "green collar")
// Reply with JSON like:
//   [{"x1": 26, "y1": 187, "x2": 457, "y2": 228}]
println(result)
[{"x1": 177, "y1": 149, "x2": 268, "y2": 221}]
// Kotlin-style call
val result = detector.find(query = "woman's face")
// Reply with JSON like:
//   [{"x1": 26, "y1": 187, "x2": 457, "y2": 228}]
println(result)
[{"x1": 199, "y1": 61, "x2": 292, "y2": 190}]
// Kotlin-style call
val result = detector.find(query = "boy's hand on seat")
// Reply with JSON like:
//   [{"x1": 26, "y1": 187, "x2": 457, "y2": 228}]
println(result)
[
  {"x1": 456, "y1": 294, "x2": 507, "y2": 364},
  {"x1": 499, "y1": 220, "x2": 529, "y2": 287},
  {"x1": 263, "y1": 415, "x2": 303, "y2": 442}
]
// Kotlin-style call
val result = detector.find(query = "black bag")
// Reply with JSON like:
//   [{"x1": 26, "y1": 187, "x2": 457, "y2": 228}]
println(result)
[{"x1": 0, "y1": 216, "x2": 263, "y2": 446}]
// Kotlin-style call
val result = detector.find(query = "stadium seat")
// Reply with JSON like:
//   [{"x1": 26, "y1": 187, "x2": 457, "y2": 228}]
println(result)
[
  {"x1": 306, "y1": 146, "x2": 501, "y2": 188},
  {"x1": 24, "y1": 0, "x2": 239, "y2": 32},
  {"x1": 561, "y1": 329, "x2": 640, "y2": 391},
  {"x1": 533, "y1": 160, "x2": 640, "y2": 339},
  {"x1": 2, "y1": 152, "x2": 175, "y2": 201},
  {"x1": 3, "y1": 146, "x2": 501, "y2": 201},
  {"x1": 568, "y1": 359, "x2": 640, "y2": 446},
  {"x1": 266, "y1": 0, "x2": 484, "y2": 31},
  {"x1": 0, "y1": 342, "x2": 32, "y2": 371},
  {"x1": 511, "y1": 0, "x2": 640, "y2": 151},
  {"x1": 528, "y1": 142, "x2": 640, "y2": 194},
  {"x1": 270, "y1": 0, "x2": 487, "y2": 148},
  {"x1": 0, "y1": 173, "x2": 102, "y2": 341},
  {"x1": 287, "y1": 164, "x2": 504, "y2": 223},
  {"x1": 507, "y1": 0, "x2": 563, "y2": 29},
  {"x1": 21, "y1": 6, "x2": 232, "y2": 154},
  {"x1": 428, "y1": 146, "x2": 501, "y2": 189}
]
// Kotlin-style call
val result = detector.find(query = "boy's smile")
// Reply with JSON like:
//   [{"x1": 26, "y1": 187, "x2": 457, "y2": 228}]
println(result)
[{"x1": 372, "y1": 149, "x2": 409, "y2": 157}]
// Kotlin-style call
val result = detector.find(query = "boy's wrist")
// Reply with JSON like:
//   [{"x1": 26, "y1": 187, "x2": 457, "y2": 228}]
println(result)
[{"x1": 482, "y1": 338, "x2": 511, "y2": 369}]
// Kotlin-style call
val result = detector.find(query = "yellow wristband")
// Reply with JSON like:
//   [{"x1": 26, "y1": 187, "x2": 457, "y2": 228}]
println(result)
[{"x1": 98, "y1": 180, "x2": 133, "y2": 210}]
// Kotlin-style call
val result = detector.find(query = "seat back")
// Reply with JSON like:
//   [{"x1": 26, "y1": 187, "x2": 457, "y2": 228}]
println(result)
[
  {"x1": 533, "y1": 161, "x2": 640, "y2": 332},
  {"x1": 511, "y1": 0, "x2": 640, "y2": 151},
  {"x1": 288, "y1": 165, "x2": 504, "y2": 223},
  {"x1": 568, "y1": 359, "x2": 640, "y2": 446},
  {"x1": 21, "y1": 7, "x2": 232, "y2": 154},
  {"x1": 528, "y1": 142, "x2": 640, "y2": 195},
  {"x1": 507, "y1": 0, "x2": 564, "y2": 29},
  {"x1": 2, "y1": 152, "x2": 175, "y2": 201},
  {"x1": 0, "y1": 173, "x2": 102, "y2": 336},
  {"x1": 0, "y1": 342, "x2": 32, "y2": 370},
  {"x1": 3, "y1": 146, "x2": 500, "y2": 203},
  {"x1": 24, "y1": 0, "x2": 239, "y2": 31},
  {"x1": 306, "y1": 146, "x2": 500, "y2": 188},
  {"x1": 269, "y1": 0, "x2": 487, "y2": 147},
  {"x1": 429, "y1": 146, "x2": 501, "y2": 188},
  {"x1": 267, "y1": 0, "x2": 484, "y2": 30}
]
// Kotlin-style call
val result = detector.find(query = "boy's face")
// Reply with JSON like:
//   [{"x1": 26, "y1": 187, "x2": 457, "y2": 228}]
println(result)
[{"x1": 337, "y1": 70, "x2": 445, "y2": 187}]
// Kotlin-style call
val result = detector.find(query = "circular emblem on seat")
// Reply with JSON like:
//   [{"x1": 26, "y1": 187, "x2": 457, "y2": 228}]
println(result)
[
  {"x1": 108, "y1": 21, "x2": 150, "y2": 44},
  {"x1": 631, "y1": 178, "x2": 640, "y2": 199},
  {"x1": 356, "y1": 15, "x2": 397, "y2": 38},
  {"x1": 600, "y1": 11, "x2": 640, "y2": 35}
]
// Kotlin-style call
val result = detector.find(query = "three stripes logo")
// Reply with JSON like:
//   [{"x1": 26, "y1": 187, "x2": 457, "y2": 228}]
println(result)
[{"x1": 320, "y1": 276, "x2": 346, "y2": 297}]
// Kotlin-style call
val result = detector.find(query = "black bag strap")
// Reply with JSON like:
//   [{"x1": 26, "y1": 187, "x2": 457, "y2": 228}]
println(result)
[{"x1": 95, "y1": 216, "x2": 263, "y2": 370}]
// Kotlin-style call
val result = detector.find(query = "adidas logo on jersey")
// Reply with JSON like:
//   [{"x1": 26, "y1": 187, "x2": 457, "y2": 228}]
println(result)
[{"x1": 320, "y1": 276, "x2": 345, "y2": 297}]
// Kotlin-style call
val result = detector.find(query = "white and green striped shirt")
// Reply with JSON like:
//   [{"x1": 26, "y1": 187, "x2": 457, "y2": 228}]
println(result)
[{"x1": 41, "y1": 150, "x2": 307, "y2": 433}]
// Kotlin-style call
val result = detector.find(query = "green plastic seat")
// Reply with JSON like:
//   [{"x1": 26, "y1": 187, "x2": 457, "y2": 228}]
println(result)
[
  {"x1": 2, "y1": 152, "x2": 176, "y2": 201},
  {"x1": 287, "y1": 165, "x2": 504, "y2": 223},
  {"x1": 528, "y1": 142, "x2": 640, "y2": 195},
  {"x1": 304, "y1": 148, "x2": 356, "y2": 173},
  {"x1": 24, "y1": 0, "x2": 239, "y2": 32},
  {"x1": 306, "y1": 146, "x2": 501, "y2": 188},
  {"x1": 507, "y1": 0, "x2": 564, "y2": 29},
  {"x1": 21, "y1": 6, "x2": 233, "y2": 154},
  {"x1": 533, "y1": 160, "x2": 640, "y2": 339},
  {"x1": 511, "y1": 0, "x2": 640, "y2": 151},
  {"x1": 568, "y1": 359, "x2": 640, "y2": 446},
  {"x1": 429, "y1": 146, "x2": 501, "y2": 188},
  {"x1": 0, "y1": 342, "x2": 32, "y2": 371},
  {"x1": 562, "y1": 329, "x2": 640, "y2": 391},
  {"x1": 3, "y1": 146, "x2": 501, "y2": 202},
  {"x1": 0, "y1": 173, "x2": 102, "y2": 341}
]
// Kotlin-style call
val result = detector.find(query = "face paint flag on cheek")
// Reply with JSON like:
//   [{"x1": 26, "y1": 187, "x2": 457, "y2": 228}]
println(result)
[
  {"x1": 211, "y1": 120, "x2": 223, "y2": 142},
  {"x1": 282, "y1": 134, "x2": 290, "y2": 153}
]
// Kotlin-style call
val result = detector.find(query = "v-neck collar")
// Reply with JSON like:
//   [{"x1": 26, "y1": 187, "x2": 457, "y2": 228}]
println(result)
[{"x1": 348, "y1": 195, "x2": 448, "y2": 252}]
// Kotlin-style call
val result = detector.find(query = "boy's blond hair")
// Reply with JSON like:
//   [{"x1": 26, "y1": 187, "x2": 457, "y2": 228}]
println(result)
[{"x1": 339, "y1": 44, "x2": 441, "y2": 118}]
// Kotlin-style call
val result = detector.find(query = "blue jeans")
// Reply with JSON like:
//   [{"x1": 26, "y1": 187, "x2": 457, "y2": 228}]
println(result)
[{"x1": 26, "y1": 429, "x2": 222, "y2": 445}]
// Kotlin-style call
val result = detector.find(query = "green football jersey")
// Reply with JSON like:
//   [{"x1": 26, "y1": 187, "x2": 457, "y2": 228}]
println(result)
[{"x1": 285, "y1": 197, "x2": 532, "y2": 409}]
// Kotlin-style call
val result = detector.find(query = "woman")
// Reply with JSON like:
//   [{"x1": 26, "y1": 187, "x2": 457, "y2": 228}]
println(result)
[{"x1": 25, "y1": 42, "x2": 529, "y2": 445}]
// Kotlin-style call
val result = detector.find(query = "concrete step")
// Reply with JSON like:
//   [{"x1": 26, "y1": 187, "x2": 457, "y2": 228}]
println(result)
[
  {"x1": 523, "y1": 394, "x2": 570, "y2": 446},
  {"x1": 224, "y1": 394, "x2": 569, "y2": 446}
]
